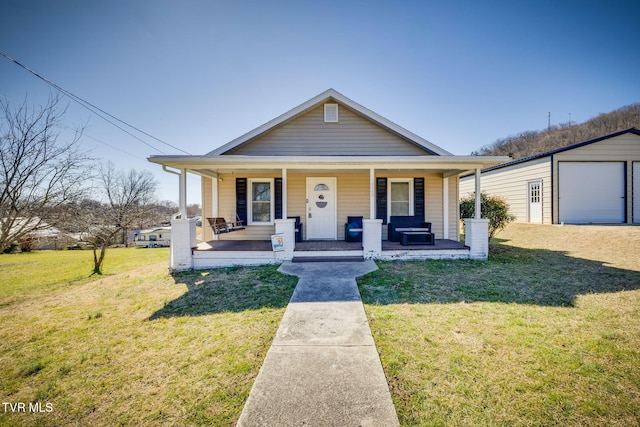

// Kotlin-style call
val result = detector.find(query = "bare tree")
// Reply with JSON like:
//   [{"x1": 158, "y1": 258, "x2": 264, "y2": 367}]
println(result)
[
  {"x1": 0, "y1": 95, "x2": 90, "y2": 253},
  {"x1": 83, "y1": 163, "x2": 158, "y2": 274}
]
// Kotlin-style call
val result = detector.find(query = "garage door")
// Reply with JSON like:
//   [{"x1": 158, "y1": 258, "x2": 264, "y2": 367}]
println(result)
[{"x1": 559, "y1": 162, "x2": 625, "y2": 223}]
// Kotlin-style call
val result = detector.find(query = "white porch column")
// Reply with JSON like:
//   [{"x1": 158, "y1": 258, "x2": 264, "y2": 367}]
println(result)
[
  {"x1": 464, "y1": 218, "x2": 489, "y2": 260},
  {"x1": 363, "y1": 219, "x2": 382, "y2": 259},
  {"x1": 465, "y1": 168, "x2": 488, "y2": 259},
  {"x1": 443, "y1": 177, "x2": 449, "y2": 239},
  {"x1": 369, "y1": 168, "x2": 376, "y2": 219},
  {"x1": 170, "y1": 216, "x2": 197, "y2": 271},
  {"x1": 179, "y1": 168, "x2": 188, "y2": 219},
  {"x1": 274, "y1": 218, "x2": 295, "y2": 261},
  {"x1": 282, "y1": 168, "x2": 288, "y2": 219},
  {"x1": 211, "y1": 175, "x2": 219, "y2": 240},
  {"x1": 474, "y1": 167, "x2": 482, "y2": 219}
]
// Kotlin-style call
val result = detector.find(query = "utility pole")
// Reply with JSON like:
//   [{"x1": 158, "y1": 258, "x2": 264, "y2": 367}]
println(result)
[{"x1": 548, "y1": 112, "x2": 551, "y2": 129}]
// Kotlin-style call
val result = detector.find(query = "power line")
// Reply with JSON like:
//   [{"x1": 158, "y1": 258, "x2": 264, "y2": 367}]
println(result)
[{"x1": 0, "y1": 50, "x2": 191, "y2": 155}]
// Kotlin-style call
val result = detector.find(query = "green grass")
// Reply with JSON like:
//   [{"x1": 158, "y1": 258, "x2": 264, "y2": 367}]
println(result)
[
  {"x1": 3, "y1": 226, "x2": 639, "y2": 426},
  {"x1": 359, "y1": 224, "x2": 640, "y2": 426},
  {"x1": 0, "y1": 249, "x2": 297, "y2": 426},
  {"x1": 0, "y1": 247, "x2": 170, "y2": 303}
]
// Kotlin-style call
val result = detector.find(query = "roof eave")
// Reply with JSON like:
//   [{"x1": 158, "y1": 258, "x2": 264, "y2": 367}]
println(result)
[{"x1": 148, "y1": 154, "x2": 510, "y2": 171}]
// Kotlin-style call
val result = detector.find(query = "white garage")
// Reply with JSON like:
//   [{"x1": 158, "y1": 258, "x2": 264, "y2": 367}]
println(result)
[
  {"x1": 459, "y1": 128, "x2": 640, "y2": 224},
  {"x1": 558, "y1": 162, "x2": 625, "y2": 223}
]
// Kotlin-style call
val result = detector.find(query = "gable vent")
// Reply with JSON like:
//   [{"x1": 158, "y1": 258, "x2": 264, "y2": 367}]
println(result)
[{"x1": 324, "y1": 103, "x2": 339, "y2": 123}]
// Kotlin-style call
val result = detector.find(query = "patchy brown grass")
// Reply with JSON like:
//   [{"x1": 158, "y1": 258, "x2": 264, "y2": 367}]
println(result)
[
  {"x1": 0, "y1": 252, "x2": 297, "y2": 426},
  {"x1": 359, "y1": 224, "x2": 640, "y2": 426}
]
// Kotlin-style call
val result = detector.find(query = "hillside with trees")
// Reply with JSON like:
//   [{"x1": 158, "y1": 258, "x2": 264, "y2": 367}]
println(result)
[{"x1": 474, "y1": 103, "x2": 640, "y2": 159}]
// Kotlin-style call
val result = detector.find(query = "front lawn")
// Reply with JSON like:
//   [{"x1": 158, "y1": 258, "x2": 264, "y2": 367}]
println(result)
[
  {"x1": 359, "y1": 224, "x2": 640, "y2": 426},
  {"x1": 0, "y1": 249, "x2": 297, "y2": 426}
]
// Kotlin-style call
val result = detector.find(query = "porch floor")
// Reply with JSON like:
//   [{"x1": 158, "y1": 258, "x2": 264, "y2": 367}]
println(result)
[{"x1": 195, "y1": 239, "x2": 468, "y2": 252}]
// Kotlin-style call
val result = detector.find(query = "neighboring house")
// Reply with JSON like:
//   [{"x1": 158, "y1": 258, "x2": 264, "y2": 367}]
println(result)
[
  {"x1": 460, "y1": 128, "x2": 640, "y2": 224},
  {"x1": 148, "y1": 89, "x2": 509, "y2": 270},
  {"x1": 4, "y1": 217, "x2": 77, "y2": 251},
  {"x1": 134, "y1": 227, "x2": 171, "y2": 247}
]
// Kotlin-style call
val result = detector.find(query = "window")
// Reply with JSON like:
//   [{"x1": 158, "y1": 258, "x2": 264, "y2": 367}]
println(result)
[
  {"x1": 324, "y1": 103, "x2": 338, "y2": 123},
  {"x1": 530, "y1": 182, "x2": 540, "y2": 203},
  {"x1": 249, "y1": 179, "x2": 274, "y2": 224},
  {"x1": 388, "y1": 179, "x2": 413, "y2": 220}
]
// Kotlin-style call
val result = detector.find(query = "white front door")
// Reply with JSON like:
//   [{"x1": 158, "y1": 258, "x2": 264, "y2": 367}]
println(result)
[
  {"x1": 306, "y1": 177, "x2": 337, "y2": 240},
  {"x1": 528, "y1": 181, "x2": 542, "y2": 223}
]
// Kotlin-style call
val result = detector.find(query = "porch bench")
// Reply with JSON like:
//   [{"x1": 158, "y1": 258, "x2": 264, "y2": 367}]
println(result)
[
  {"x1": 207, "y1": 217, "x2": 245, "y2": 235},
  {"x1": 388, "y1": 216, "x2": 432, "y2": 242},
  {"x1": 400, "y1": 230, "x2": 435, "y2": 246}
]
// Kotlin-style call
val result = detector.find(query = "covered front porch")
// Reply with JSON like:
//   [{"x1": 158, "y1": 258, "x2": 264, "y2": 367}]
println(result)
[{"x1": 152, "y1": 156, "x2": 501, "y2": 271}]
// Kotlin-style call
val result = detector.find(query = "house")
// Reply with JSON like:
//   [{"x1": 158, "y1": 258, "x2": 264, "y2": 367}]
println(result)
[
  {"x1": 459, "y1": 128, "x2": 640, "y2": 224},
  {"x1": 134, "y1": 227, "x2": 171, "y2": 247},
  {"x1": 148, "y1": 89, "x2": 509, "y2": 270},
  {"x1": 4, "y1": 217, "x2": 77, "y2": 251}
]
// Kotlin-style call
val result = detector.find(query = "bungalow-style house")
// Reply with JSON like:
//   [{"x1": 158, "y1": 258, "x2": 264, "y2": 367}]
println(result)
[
  {"x1": 460, "y1": 128, "x2": 640, "y2": 224},
  {"x1": 149, "y1": 89, "x2": 509, "y2": 270},
  {"x1": 134, "y1": 227, "x2": 171, "y2": 247}
]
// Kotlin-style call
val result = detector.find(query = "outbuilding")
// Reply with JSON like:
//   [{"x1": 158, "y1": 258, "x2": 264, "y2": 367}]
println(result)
[{"x1": 459, "y1": 128, "x2": 640, "y2": 224}]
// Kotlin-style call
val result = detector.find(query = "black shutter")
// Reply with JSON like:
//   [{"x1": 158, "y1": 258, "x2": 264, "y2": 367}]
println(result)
[
  {"x1": 274, "y1": 178, "x2": 283, "y2": 219},
  {"x1": 236, "y1": 178, "x2": 247, "y2": 224},
  {"x1": 414, "y1": 177, "x2": 425, "y2": 221},
  {"x1": 376, "y1": 177, "x2": 387, "y2": 224}
]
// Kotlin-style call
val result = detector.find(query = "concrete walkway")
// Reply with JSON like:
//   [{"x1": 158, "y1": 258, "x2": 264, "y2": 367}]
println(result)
[{"x1": 236, "y1": 261, "x2": 400, "y2": 427}]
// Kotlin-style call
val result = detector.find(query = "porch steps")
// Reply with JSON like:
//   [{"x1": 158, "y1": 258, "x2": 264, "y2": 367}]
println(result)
[{"x1": 292, "y1": 256, "x2": 365, "y2": 263}]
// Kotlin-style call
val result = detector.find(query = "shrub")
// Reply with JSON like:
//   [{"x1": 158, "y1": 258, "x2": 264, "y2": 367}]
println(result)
[
  {"x1": 18, "y1": 235, "x2": 38, "y2": 252},
  {"x1": 460, "y1": 192, "x2": 516, "y2": 239}
]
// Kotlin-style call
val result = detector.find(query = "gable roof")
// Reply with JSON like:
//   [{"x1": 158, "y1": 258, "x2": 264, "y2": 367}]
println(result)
[
  {"x1": 208, "y1": 88, "x2": 452, "y2": 156},
  {"x1": 472, "y1": 128, "x2": 640, "y2": 175}
]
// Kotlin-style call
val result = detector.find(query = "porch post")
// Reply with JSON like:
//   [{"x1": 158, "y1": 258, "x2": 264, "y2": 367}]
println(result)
[
  {"x1": 211, "y1": 175, "x2": 219, "y2": 240},
  {"x1": 464, "y1": 218, "x2": 489, "y2": 260},
  {"x1": 363, "y1": 219, "x2": 382, "y2": 259},
  {"x1": 170, "y1": 215, "x2": 197, "y2": 271},
  {"x1": 179, "y1": 168, "x2": 188, "y2": 219},
  {"x1": 274, "y1": 218, "x2": 295, "y2": 261},
  {"x1": 474, "y1": 167, "x2": 481, "y2": 219},
  {"x1": 369, "y1": 168, "x2": 375, "y2": 219},
  {"x1": 282, "y1": 168, "x2": 288, "y2": 219},
  {"x1": 443, "y1": 177, "x2": 449, "y2": 239},
  {"x1": 462, "y1": 167, "x2": 489, "y2": 260}
]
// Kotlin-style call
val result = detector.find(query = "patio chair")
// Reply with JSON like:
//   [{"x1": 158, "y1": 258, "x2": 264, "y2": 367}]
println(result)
[
  {"x1": 288, "y1": 216, "x2": 303, "y2": 242},
  {"x1": 344, "y1": 216, "x2": 363, "y2": 242}
]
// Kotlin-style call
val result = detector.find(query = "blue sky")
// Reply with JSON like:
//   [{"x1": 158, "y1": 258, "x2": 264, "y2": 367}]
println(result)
[{"x1": 1, "y1": 0, "x2": 638, "y2": 203}]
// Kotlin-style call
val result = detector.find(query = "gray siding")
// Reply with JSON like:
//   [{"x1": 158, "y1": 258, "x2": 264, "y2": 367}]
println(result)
[{"x1": 225, "y1": 103, "x2": 431, "y2": 156}]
